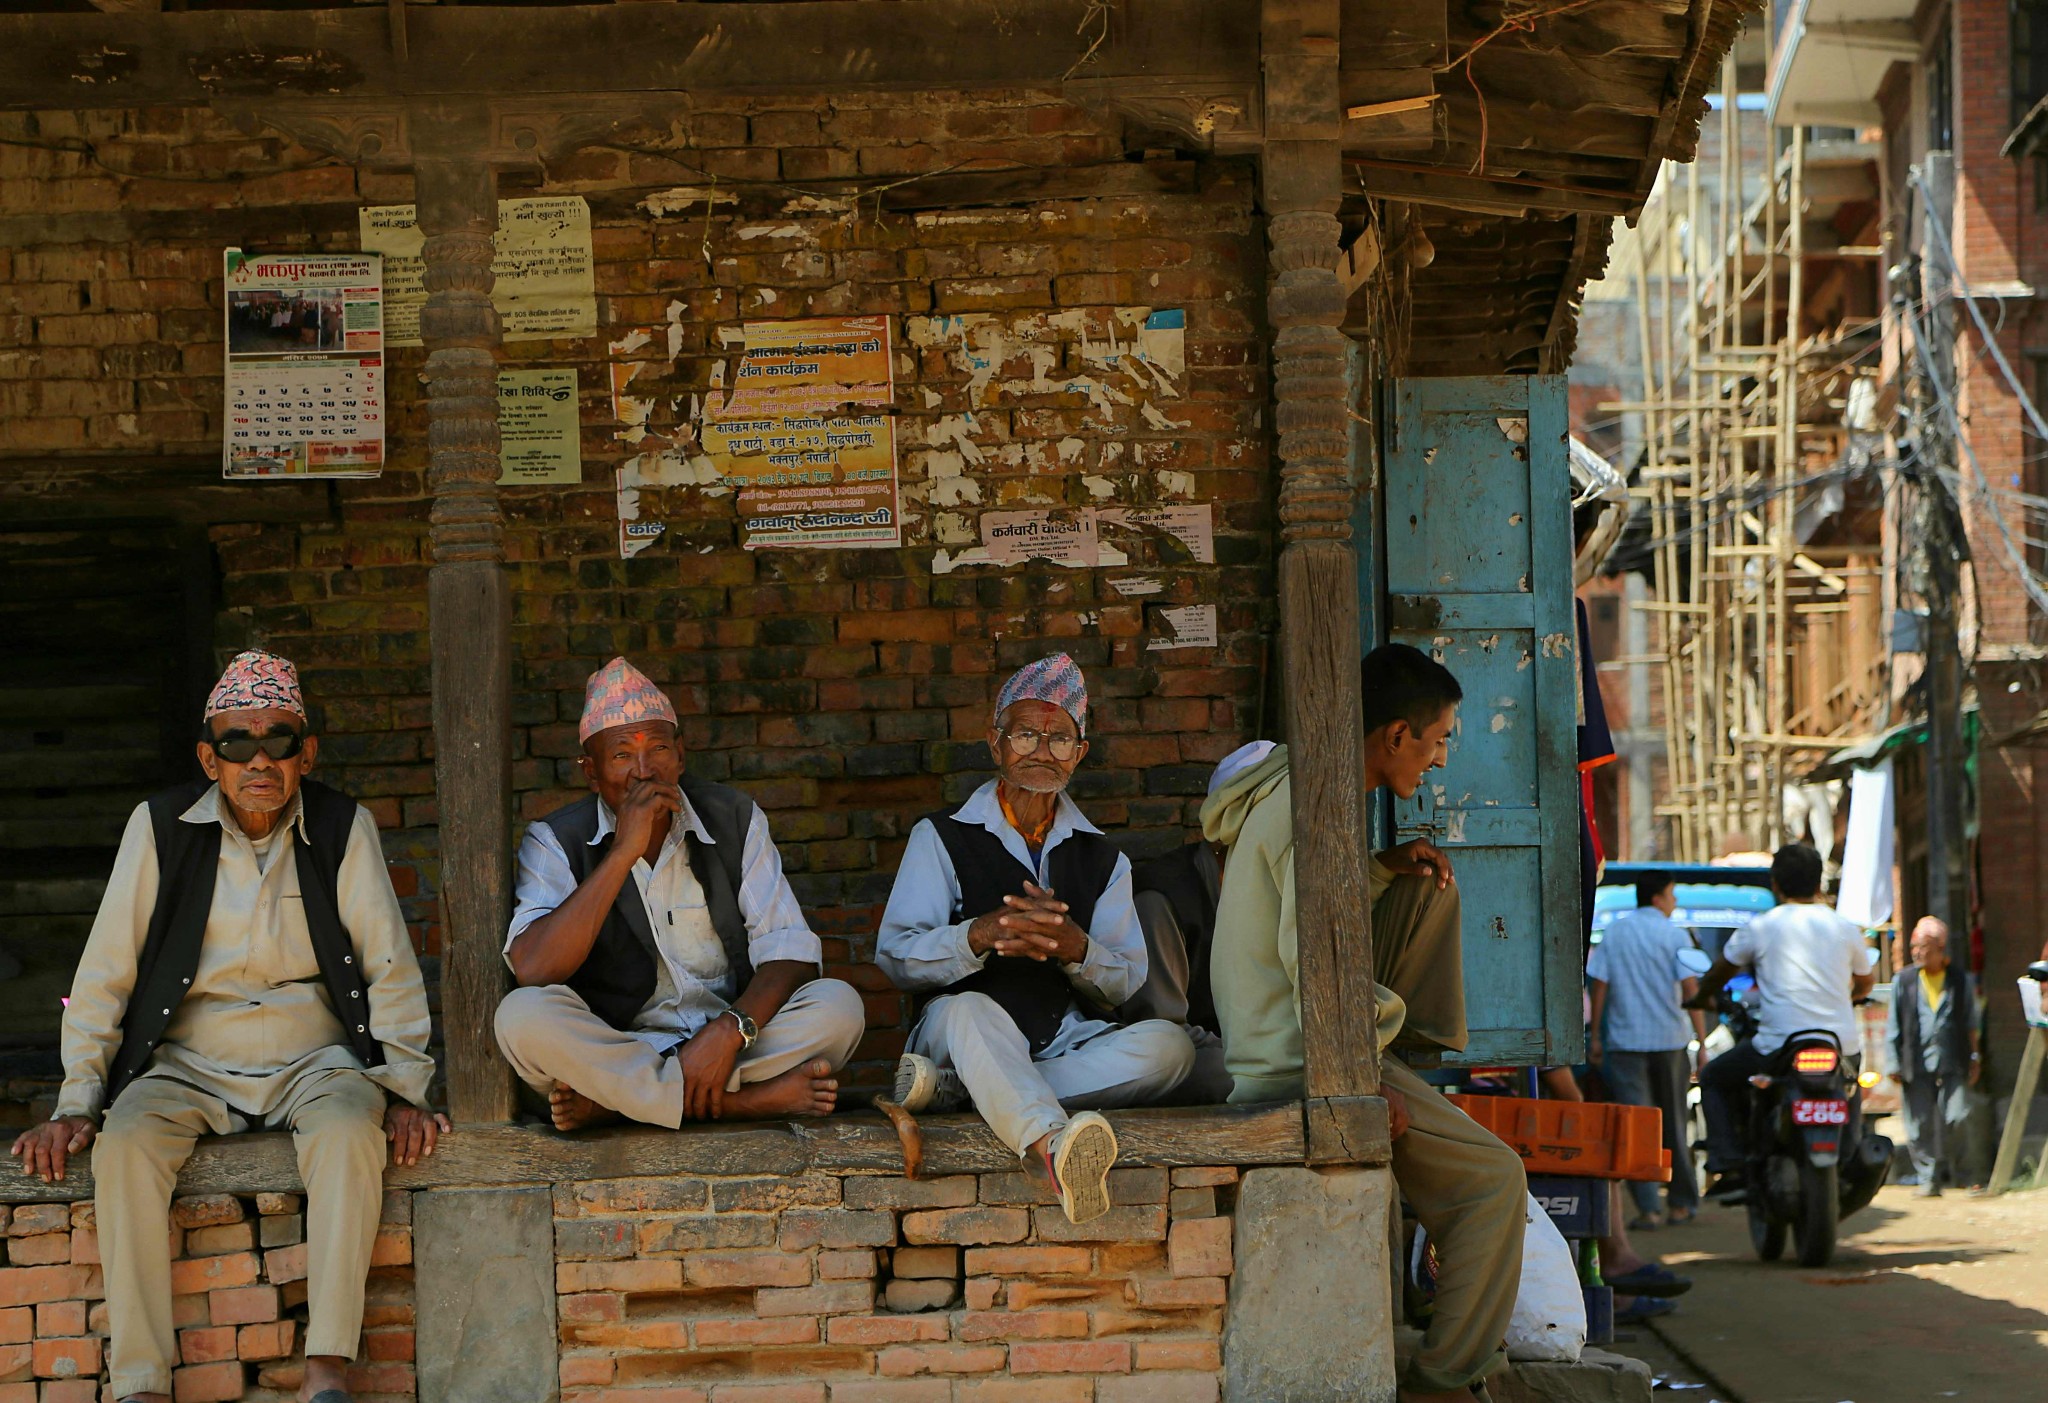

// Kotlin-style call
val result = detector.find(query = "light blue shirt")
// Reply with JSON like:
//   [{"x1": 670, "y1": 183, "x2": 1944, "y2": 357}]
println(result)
[
  {"x1": 1588, "y1": 907, "x2": 1696, "y2": 1052},
  {"x1": 878, "y1": 779, "x2": 1145, "y2": 1045}
]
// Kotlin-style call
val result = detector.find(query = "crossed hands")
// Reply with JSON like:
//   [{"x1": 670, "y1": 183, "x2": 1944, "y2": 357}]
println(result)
[{"x1": 968, "y1": 882, "x2": 1089, "y2": 965}]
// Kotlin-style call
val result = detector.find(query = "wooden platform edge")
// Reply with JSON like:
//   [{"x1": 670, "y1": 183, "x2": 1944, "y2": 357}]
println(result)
[{"x1": 0, "y1": 1102, "x2": 1308, "y2": 1203}]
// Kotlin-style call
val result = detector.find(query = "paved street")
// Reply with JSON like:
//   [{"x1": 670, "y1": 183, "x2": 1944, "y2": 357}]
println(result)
[{"x1": 1605, "y1": 1182, "x2": 2048, "y2": 1403}]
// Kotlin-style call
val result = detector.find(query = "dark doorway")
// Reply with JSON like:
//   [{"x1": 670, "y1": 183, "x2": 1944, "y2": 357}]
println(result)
[{"x1": 0, "y1": 522, "x2": 215, "y2": 1059}]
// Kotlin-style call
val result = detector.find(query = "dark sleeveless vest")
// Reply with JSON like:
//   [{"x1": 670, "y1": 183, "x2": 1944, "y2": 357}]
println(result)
[
  {"x1": 539, "y1": 777, "x2": 765, "y2": 1031},
  {"x1": 919, "y1": 800, "x2": 1121, "y2": 1054},
  {"x1": 114, "y1": 779, "x2": 379, "y2": 1107}
]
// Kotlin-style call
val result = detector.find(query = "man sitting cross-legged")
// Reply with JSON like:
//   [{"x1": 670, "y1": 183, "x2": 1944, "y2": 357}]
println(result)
[
  {"x1": 879, "y1": 653, "x2": 1196, "y2": 1223},
  {"x1": 1205, "y1": 643, "x2": 1526, "y2": 1403},
  {"x1": 495, "y1": 657, "x2": 865, "y2": 1130}
]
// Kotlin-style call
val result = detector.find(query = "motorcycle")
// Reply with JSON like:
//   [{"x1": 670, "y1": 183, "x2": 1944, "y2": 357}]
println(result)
[{"x1": 1706, "y1": 976, "x2": 1892, "y2": 1267}]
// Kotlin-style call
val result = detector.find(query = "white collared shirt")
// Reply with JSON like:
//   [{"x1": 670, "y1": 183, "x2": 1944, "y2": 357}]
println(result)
[
  {"x1": 877, "y1": 779, "x2": 1144, "y2": 1034},
  {"x1": 506, "y1": 793, "x2": 820, "y2": 1050}
]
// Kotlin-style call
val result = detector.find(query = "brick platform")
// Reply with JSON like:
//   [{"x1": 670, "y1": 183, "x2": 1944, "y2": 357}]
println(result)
[{"x1": 3, "y1": 1160, "x2": 1240, "y2": 1403}]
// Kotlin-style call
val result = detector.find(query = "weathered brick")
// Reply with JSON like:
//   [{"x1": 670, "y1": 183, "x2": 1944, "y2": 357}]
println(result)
[
  {"x1": 843, "y1": 1176, "x2": 977, "y2": 1211},
  {"x1": 706, "y1": 1385, "x2": 825, "y2": 1403},
  {"x1": 35, "y1": 1382, "x2": 96, "y2": 1403},
  {"x1": 0, "y1": 1344, "x2": 24, "y2": 1385},
  {"x1": 1167, "y1": 1188, "x2": 1217, "y2": 1220},
  {"x1": 901, "y1": 1207, "x2": 1030, "y2": 1246},
  {"x1": 556, "y1": 1259, "x2": 683, "y2": 1294},
  {"x1": 563, "y1": 1177, "x2": 709, "y2": 1215},
  {"x1": 258, "y1": 1215, "x2": 304, "y2": 1249},
  {"x1": 179, "y1": 1326, "x2": 238, "y2": 1365},
  {"x1": 370, "y1": 1224, "x2": 412, "y2": 1266},
  {"x1": 558, "y1": 1292, "x2": 623, "y2": 1324},
  {"x1": 1133, "y1": 1277, "x2": 1227, "y2": 1309},
  {"x1": 889, "y1": 1245, "x2": 960, "y2": 1280},
  {"x1": 953, "y1": 1379, "x2": 1096, "y2": 1403},
  {"x1": 0, "y1": 1311, "x2": 23, "y2": 1345},
  {"x1": 1133, "y1": 1340, "x2": 1222, "y2": 1372},
  {"x1": 1099, "y1": 1374, "x2": 1222, "y2": 1403},
  {"x1": 170, "y1": 1196, "x2": 243, "y2": 1229},
  {"x1": 253, "y1": 1194, "x2": 301, "y2": 1217},
  {"x1": 30, "y1": 1336, "x2": 98, "y2": 1379},
  {"x1": 881, "y1": 1278, "x2": 957, "y2": 1313},
  {"x1": 683, "y1": 1251, "x2": 814, "y2": 1289},
  {"x1": 962, "y1": 1246, "x2": 1093, "y2": 1277},
  {"x1": 877, "y1": 1343, "x2": 1007, "y2": 1377},
  {"x1": 2, "y1": 1238, "x2": 65, "y2": 1268},
  {"x1": 0, "y1": 1267, "x2": 96, "y2": 1308},
  {"x1": 1011, "y1": 1338, "x2": 1133, "y2": 1374},
  {"x1": 183, "y1": 1223, "x2": 255, "y2": 1257},
  {"x1": 1030, "y1": 1206, "x2": 1167, "y2": 1244},
  {"x1": 692, "y1": 1316, "x2": 820, "y2": 1348},
  {"x1": 256, "y1": 1244, "x2": 306, "y2": 1287},
  {"x1": 36, "y1": 1298, "x2": 87, "y2": 1338},
  {"x1": 4, "y1": 1207, "x2": 64, "y2": 1239},
  {"x1": 818, "y1": 1250, "x2": 880, "y2": 1281},
  {"x1": 826, "y1": 1313, "x2": 951, "y2": 1346},
  {"x1": 957, "y1": 1309, "x2": 1090, "y2": 1342},
  {"x1": 778, "y1": 1210, "x2": 897, "y2": 1251},
  {"x1": 639, "y1": 1214, "x2": 777, "y2": 1255},
  {"x1": 237, "y1": 1320, "x2": 296, "y2": 1361},
  {"x1": 171, "y1": 1360, "x2": 244, "y2": 1403},
  {"x1": 207, "y1": 1286, "x2": 279, "y2": 1326},
  {"x1": 830, "y1": 1381, "x2": 951, "y2": 1403},
  {"x1": 560, "y1": 1353, "x2": 614, "y2": 1388},
  {"x1": 755, "y1": 1281, "x2": 875, "y2": 1318},
  {"x1": 556, "y1": 1219, "x2": 636, "y2": 1261},
  {"x1": 709, "y1": 1175, "x2": 843, "y2": 1212},
  {"x1": 1168, "y1": 1217, "x2": 1232, "y2": 1278}
]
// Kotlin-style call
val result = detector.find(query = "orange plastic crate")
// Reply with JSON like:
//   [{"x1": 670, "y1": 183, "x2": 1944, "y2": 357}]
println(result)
[{"x1": 1446, "y1": 1094, "x2": 1672, "y2": 1182}]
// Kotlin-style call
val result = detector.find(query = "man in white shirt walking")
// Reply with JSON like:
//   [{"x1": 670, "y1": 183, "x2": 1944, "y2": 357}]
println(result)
[
  {"x1": 1691, "y1": 844, "x2": 1874, "y2": 1191},
  {"x1": 1588, "y1": 871, "x2": 1707, "y2": 1226}
]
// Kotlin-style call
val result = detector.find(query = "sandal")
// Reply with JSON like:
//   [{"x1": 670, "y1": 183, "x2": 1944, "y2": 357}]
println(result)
[{"x1": 1604, "y1": 1262, "x2": 1692, "y2": 1298}]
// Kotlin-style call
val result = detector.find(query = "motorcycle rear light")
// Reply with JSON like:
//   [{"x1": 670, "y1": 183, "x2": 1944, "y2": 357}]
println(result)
[{"x1": 1792, "y1": 1047, "x2": 1838, "y2": 1074}]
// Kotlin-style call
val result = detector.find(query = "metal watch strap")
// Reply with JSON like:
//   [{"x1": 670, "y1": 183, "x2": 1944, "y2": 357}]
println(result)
[{"x1": 723, "y1": 1007, "x2": 758, "y2": 1049}]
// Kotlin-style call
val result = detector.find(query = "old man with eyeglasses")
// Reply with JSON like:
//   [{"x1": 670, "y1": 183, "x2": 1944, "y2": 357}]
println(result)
[
  {"x1": 11, "y1": 650, "x2": 442, "y2": 1403},
  {"x1": 879, "y1": 653, "x2": 1194, "y2": 1224}
]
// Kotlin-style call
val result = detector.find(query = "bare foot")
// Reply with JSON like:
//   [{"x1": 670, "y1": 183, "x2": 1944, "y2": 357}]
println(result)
[
  {"x1": 549, "y1": 1084, "x2": 622, "y2": 1132},
  {"x1": 714, "y1": 1060, "x2": 839, "y2": 1120}
]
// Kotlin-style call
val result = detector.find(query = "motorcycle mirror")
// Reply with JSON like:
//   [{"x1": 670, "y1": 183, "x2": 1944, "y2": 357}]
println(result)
[{"x1": 1676, "y1": 947, "x2": 1713, "y2": 978}]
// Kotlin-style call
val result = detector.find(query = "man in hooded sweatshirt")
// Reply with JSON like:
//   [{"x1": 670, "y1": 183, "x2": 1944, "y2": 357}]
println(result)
[{"x1": 1203, "y1": 642, "x2": 1525, "y2": 1403}]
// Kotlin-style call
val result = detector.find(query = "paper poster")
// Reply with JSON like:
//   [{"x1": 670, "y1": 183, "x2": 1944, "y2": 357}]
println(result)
[
  {"x1": 360, "y1": 196, "x2": 597, "y2": 346},
  {"x1": 497, "y1": 369, "x2": 582, "y2": 485},
  {"x1": 222, "y1": 249, "x2": 384, "y2": 479},
  {"x1": 979, "y1": 508, "x2": 1100, "y2": 566},
  {"x1": 1147, "y1": 604, "x2": 1219, "y2": 650},
  {"x1": 1101, "y1": 504, "x2": 1215, "y2": 563},
  {"x1": 618, "y1": 315, "x2": 902, "y2": 554}
]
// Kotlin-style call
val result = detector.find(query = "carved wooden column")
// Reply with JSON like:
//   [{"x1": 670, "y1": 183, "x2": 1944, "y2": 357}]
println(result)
[
  {"x1": 417, "y1": 154, "x2": 517, "y2": 1124},
  {"x1": 1262, "y1": 0, "x2": 1382, "y2": 1163}
]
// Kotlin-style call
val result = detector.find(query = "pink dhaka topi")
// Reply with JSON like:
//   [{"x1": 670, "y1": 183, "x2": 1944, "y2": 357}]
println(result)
[
  {"x1": 579, "y1": 656, "x2": 679, "y2": 744},
  {"x1": 203, "y1": 650, "x2": 307, "y2": 722},
  {"x1": 996, "y1": 652, "x2": 1089, "y2": 736}
]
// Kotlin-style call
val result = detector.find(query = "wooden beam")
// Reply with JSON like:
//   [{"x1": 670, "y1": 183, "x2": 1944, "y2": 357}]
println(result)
[
  {"x1": 0, "y1": 1104, "x2": 1330, "y2": 1203},
  {"x1": 1262, "y1": 0, "x2": 1384, "y2": 1165},
  {"x1": 416, "y1": 141, "x2": 517, "y2": 1124},
  {"x1": 1350, "y1": 159, "x2": 1638, "y2": 217},
  {"x1": 0, "y1": 1, "x2": 1256, "y2": 110}
]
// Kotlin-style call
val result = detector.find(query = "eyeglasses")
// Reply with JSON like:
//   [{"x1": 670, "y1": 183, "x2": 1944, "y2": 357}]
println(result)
[
  {"x1": 1002, "y1": 727, "x2": 1080, "y2": 760},
  {"x1": 206, "y1": 728, "x2": 306, "y2": 764}
]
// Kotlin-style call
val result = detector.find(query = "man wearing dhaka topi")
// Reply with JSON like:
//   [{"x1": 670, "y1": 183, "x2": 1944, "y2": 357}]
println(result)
[
  {"x1": 495, "y1": 657, "x2": 865, "y2": 1129},
  {"x1": 12, "y1": 650, "x2": 444, "y2": 1403}
]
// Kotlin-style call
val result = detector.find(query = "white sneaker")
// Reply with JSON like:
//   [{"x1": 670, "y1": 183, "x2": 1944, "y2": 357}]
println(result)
[
  {"x1": 1049, "y1": 1111, "x2": 1119, "y2": 1225},
  {"x1": 893, "y1": 1053, "x2": 967, "y2": 1113}
]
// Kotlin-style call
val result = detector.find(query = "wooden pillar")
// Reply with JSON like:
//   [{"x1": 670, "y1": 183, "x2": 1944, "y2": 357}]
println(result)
[
  {"x1": 1261, "y1": 0, "x2": 1383, "y2": 1163},
  {"x1": 417, "y1": 155, "x2": 517, "y2": 1124}
]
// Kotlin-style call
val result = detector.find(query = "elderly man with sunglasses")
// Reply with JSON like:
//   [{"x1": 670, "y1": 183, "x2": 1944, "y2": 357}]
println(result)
[
  {"x1": 11, "y1": 651, "x2": 442, "y2": 1403},
  {"x1": 879, "y1": 654, "x2": 1195, "y2": 1224}
]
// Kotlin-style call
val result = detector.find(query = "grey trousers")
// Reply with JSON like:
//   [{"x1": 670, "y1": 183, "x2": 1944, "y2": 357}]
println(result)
[
  {"x1": 911, "y1": 992, "x2": 1196, "y2": 1156},
  {"x1": 1900, "y1": 1070, "x2": 1970, "y2": 1186},
  {"x1": 96, "y1": 1069, "x2": 387, "y2": 1397},
  {"x1": 495, "y1": 979, "x2": 866, "y2": 1128},
  {"x1": 1603, "y1": 1048, "x2": 1699, "y2": 1215}
]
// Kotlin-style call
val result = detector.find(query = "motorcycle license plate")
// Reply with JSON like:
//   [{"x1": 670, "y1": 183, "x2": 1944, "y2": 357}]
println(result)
[{"x1": 1792, "y1": 1099, "x2": 1848, "y2": 1125}]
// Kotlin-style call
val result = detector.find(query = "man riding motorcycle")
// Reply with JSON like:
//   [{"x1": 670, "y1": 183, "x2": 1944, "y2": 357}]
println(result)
[{"x1": 1688, "y1": 843, "x2": 1875, "y2": 1195}]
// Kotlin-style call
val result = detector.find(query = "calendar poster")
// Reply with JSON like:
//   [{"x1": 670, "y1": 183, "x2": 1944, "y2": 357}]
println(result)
[{"x1": 222, "y1": 249, "x2": 385, "y2": 479}]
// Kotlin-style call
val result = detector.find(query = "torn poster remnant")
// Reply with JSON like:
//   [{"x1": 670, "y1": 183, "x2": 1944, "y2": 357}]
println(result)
[
  {"x1": 615, "y1": 314, "x2": 902, "y2": 556},
  {"x1": 359, "y1": 196, "x2": 597, "y2": 346},
  {"x1": 980, "y1": 508, "x2": 1100, "y2": 567},
  {"x1": 1147, "y1": 604, "x2": 1219, "y2": 651}
]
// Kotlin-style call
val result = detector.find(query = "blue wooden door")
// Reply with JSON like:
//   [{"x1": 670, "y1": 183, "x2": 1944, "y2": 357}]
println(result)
[{"x1": 1381, "y1": 375, "x2": 1582, "y2": 1066}]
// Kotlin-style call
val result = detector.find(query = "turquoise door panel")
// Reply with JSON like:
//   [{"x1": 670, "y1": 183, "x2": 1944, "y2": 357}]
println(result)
[{"x1": 1383, "y1": 376, "x2": 1583, "y2": 1066}]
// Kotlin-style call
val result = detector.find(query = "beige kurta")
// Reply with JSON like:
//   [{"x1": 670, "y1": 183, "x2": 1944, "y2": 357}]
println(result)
[{"x1": 57, "y1": 785, "x2": 435, "y2": 1121}]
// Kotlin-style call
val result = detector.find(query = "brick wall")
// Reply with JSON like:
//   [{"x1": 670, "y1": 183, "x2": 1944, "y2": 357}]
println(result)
[
  {"x1": 552, "y1": 1166, "x2": 1236, "y2": 1403},
  {"x1": 0, "y1": 94, "x2": 1273, "y2": 1097},
  {"x1": 0, "y1": 1191, "x2": 415, "y2": 1403}
]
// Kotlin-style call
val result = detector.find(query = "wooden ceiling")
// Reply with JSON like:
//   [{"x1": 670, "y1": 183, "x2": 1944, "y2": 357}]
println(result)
[{"x1": 0, "y1": 0, "x2": 1759, "y2": 377}]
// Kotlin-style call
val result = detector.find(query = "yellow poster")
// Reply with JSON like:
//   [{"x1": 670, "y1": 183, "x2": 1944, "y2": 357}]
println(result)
[{"x1": 496, "y1": 369, "x2": 582, "y2": 485}]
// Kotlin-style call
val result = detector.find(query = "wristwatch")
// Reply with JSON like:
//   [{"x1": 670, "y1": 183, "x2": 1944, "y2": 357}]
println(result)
[{"x1": 722, "y1": 1008, "x2": 760, "y2": 1050}]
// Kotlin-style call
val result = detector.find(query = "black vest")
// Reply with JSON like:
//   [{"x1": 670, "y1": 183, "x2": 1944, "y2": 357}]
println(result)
[
  {"x1": 540, "y1": 778, "x2": 764, "y2": 1032},
  {"x1": 112, "y1": 779, "x2": 382, "y2": 1107},
  {"x1": 921, "y1": 804, "x2": 1121, "y2": 1054}
]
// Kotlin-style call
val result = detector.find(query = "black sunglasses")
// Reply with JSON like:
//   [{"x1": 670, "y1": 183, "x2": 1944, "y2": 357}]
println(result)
[{"x1": 205, "y1": 728, "x2": 306, "y2": 764}]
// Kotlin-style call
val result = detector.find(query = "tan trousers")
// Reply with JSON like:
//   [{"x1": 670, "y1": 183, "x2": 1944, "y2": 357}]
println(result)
[
  {"x1": 95, "y1": 1068, "x2": 387, "y2": 1398},
  {"x1": 1385, "y1": 1055, "x2": 1526, "y2": 1394},
  {"x1": 494, "y1": 979, "x2": 866, "y2": 1128},
  {"x1": 1373, "y1": 871, "x2": 1468, "y2": 1055}
]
